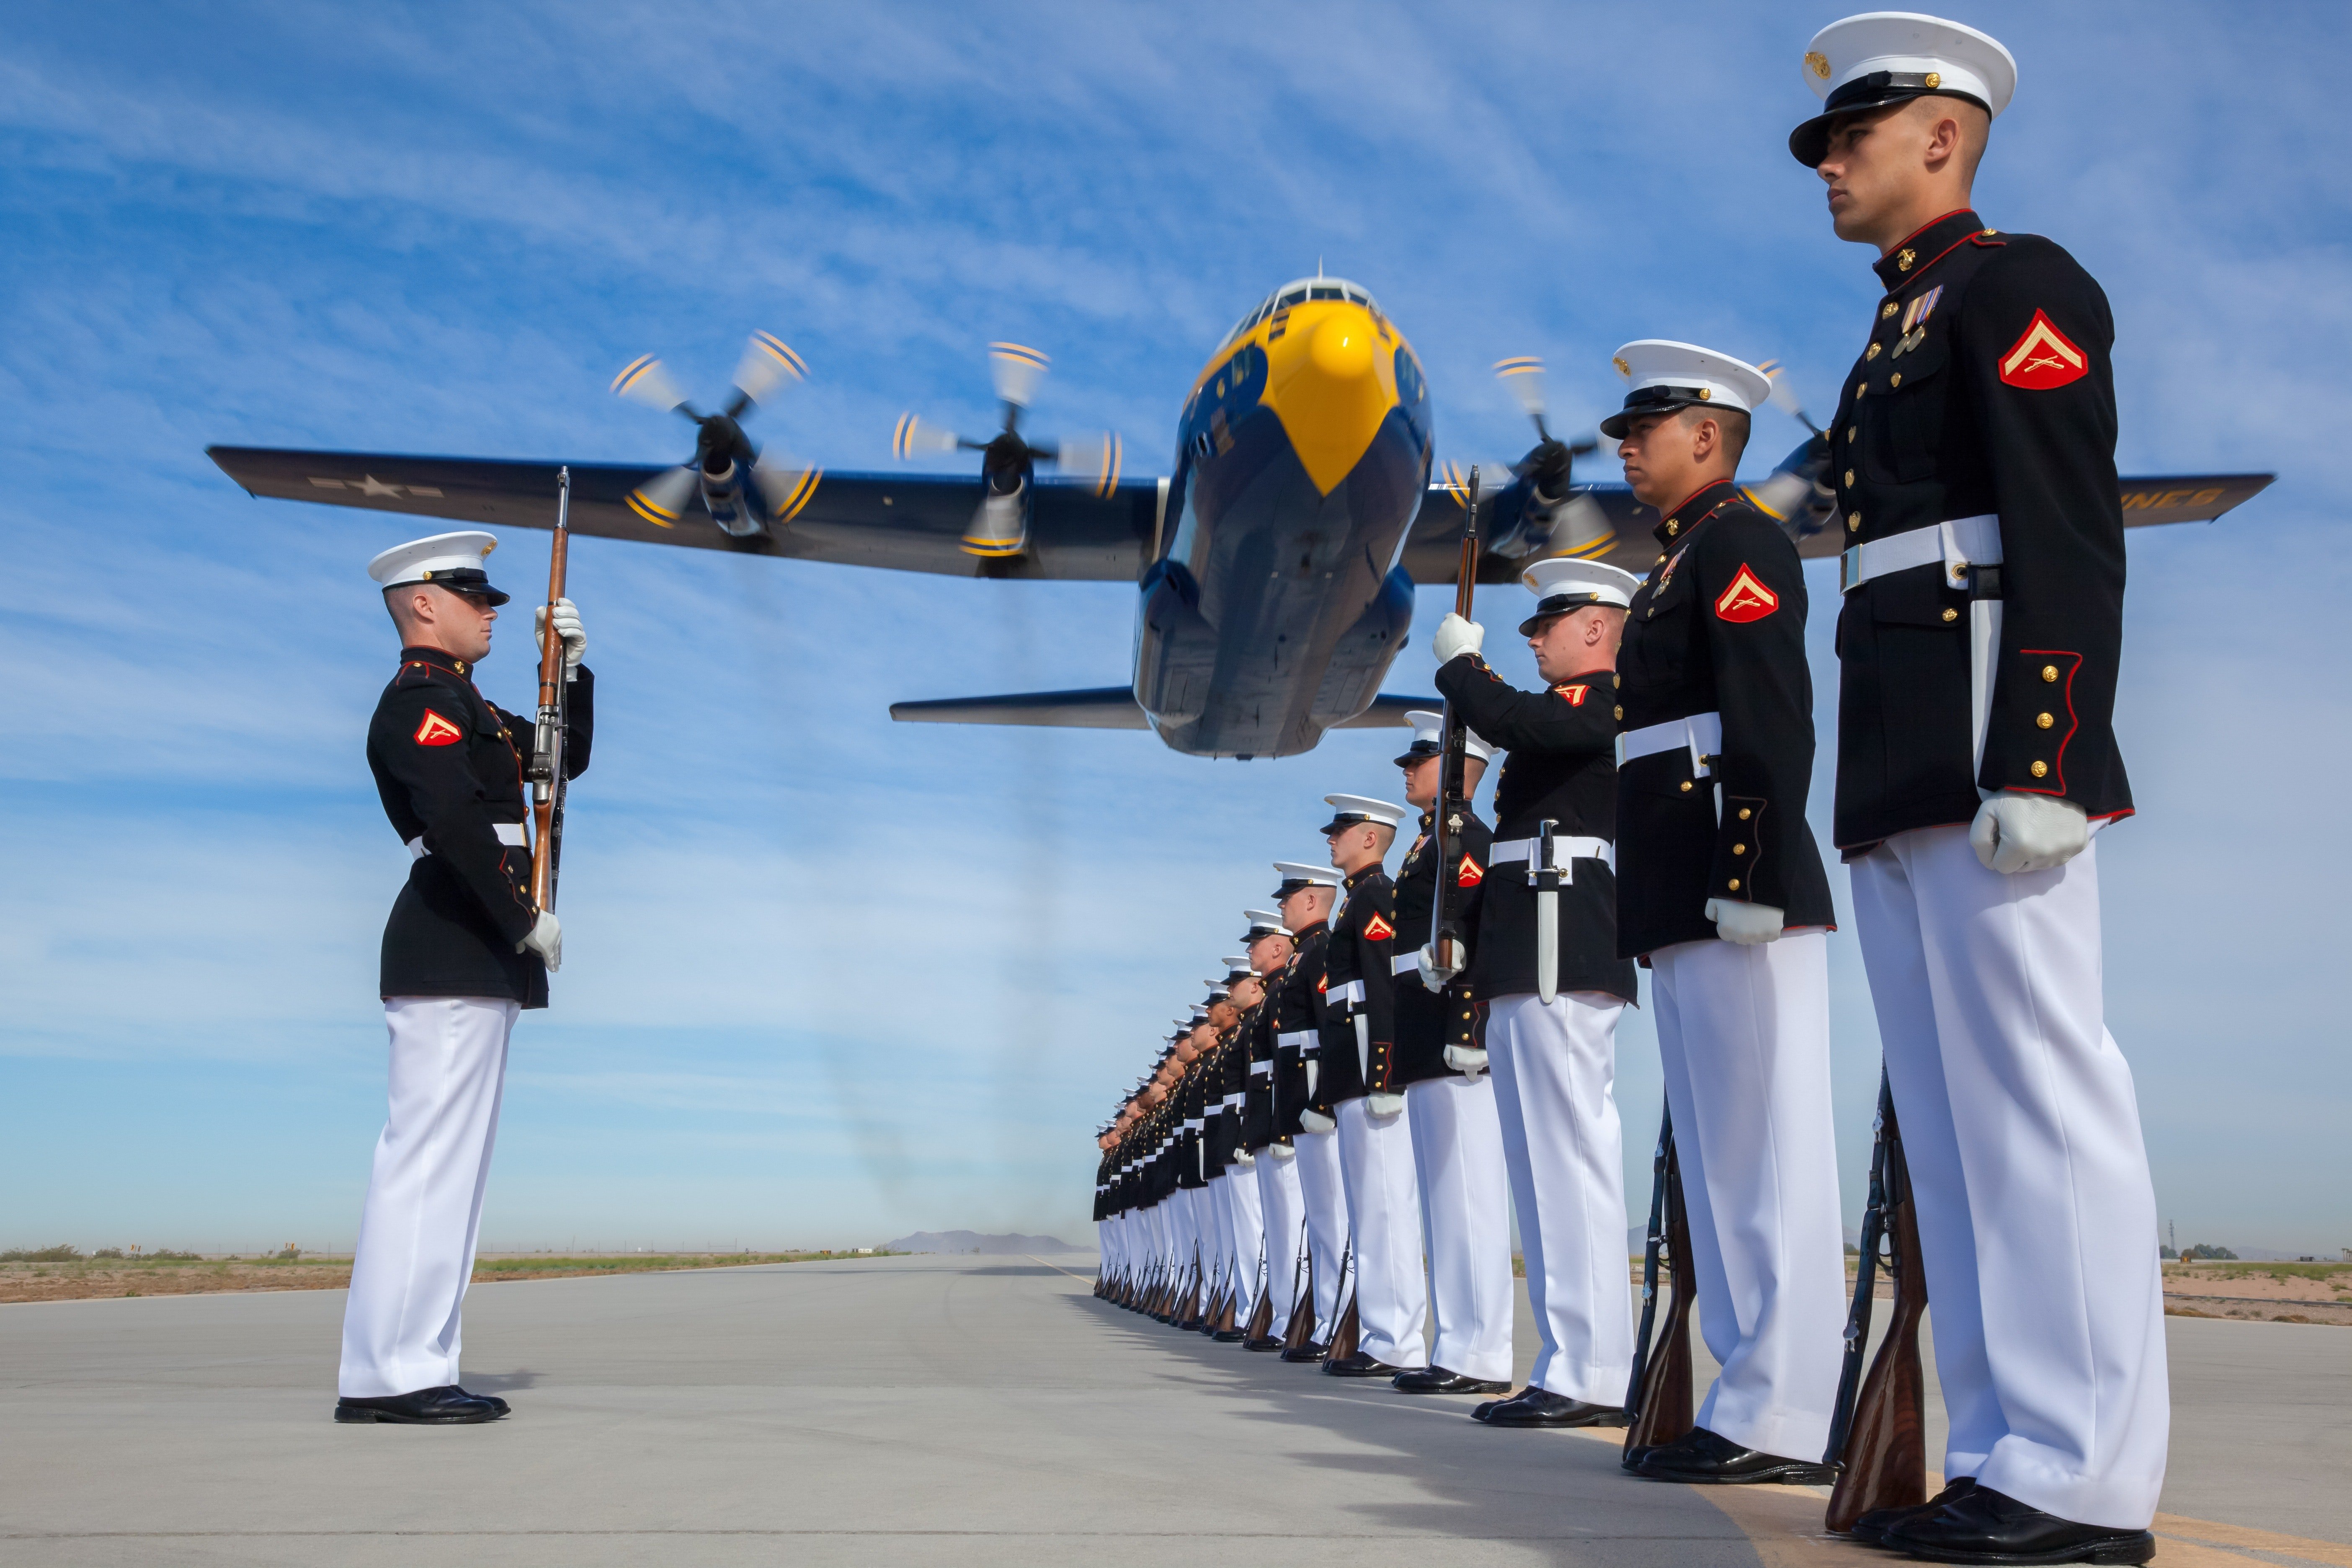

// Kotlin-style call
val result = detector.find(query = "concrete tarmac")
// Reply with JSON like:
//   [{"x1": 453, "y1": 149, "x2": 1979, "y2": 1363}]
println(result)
[{"x1": 1, "y1": 1253, "x2": 2344, "y2": 1566}]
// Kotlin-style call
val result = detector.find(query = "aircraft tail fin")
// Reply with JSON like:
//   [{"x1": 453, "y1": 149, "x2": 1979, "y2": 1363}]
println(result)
[{"x1": 889, "y1": 687, "x2": 1150, "y2": 729}]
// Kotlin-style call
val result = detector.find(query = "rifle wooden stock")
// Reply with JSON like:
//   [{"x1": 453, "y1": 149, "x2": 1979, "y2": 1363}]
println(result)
[
  {"x1": 1622, "y1": 1126, "x2": 1696, "y2": 1461},
  {"x1": 1431, "y1": 468, "x2": 1483, "y2": 973},
  {"x1": 527, "y1": 468, "x2": 571, "y2": 915},
  {"x1": 1281, "y1": 1238, "x2": 1318, "y2": 1351},
  {"x1": 1327, "y1": 1290, "x2": 1360, "y2": 1362},
  {"x1": 1243, "y1": 1277, "x2": 1274, "y2": 1342},
  {"x1": 1826, "y1": 1096, "x2": 1929, "y2": 1533}
]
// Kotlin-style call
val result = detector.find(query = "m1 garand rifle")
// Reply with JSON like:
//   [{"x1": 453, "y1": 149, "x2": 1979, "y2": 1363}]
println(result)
[
  {"x1": 1242, "y1": 1246, "x2": 1274, "y2": 1344},
  {"x1": 1622, "y1": 1103, "x2": 1697, "y2": 1467},
  {"x1": 1824, "y1": 1071, "x2": 1929, "y2": 1533},
  {"x1": 1325, "y1": 1245, "x2": 1360, "y2": 1362},
  {"x1": 1279, "y1": 1221, "x2": 1318, "y2": 1352},
  {"x1": 1430, "y1": 465, "x2": 1483, "y2": 983},
  {"x1": 527, "y1": 467, "x2": 573, "y2": 916}
]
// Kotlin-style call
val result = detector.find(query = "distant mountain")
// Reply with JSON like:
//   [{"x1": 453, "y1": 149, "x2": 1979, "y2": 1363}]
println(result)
[{"x1": 884, "y1": 1230, "x2": 1086, "y2": 1255}]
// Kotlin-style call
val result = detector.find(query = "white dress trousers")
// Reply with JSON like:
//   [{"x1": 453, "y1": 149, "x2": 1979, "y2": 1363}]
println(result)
[
  {"x1": 1203, "y1": 1174, "x2": 1232, "y2": 1303},
  {"x1": 1486, "y1": 990, "x2": 1633, "y2": 1403},
  {"x1": 1223, "y1": 1161, "x2": 1266, "y2": 1320},
  {"x1": 1649, "y1": 931, "x2": 1847, "y2": 1461},
  {"x1": 1255, "y1": 1148, "x2": 1308, "y2": 1328},
  {"x1": 1852, "y1": 826, "x2": 2167, "y2": 1529},
  {"x1": 1335, "y1": 1095, "x2": 1428, "y2": 1368},
  {"x1": 1291, "y1": 1126, "x2": 1351, "y2": 1341},
  {"x1": 1406, "y1": 1072, "x2": 1515, "y2": 1383},
  {"x1": 338, "y1": 995, "x2": 518, "y2": 1398}
]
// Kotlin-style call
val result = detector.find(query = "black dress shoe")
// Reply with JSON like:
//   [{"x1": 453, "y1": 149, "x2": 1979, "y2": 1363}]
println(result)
[
  {"x1": 333, "y1": 1385, "x2": 503, "y2": 1425},
  {"x1": 1279, "y1": 1341, "x2": 1330, "y2": 1363},
  {"x1": 1477, "y1": 1386, "x2": 1630, "y2": 1427},
  {"x1": 1212, "y1": 1328, "x2": 1247, "y2": 1342},
  {"x1": 1241, "y1": 1335, "x2": 1284, "y2": 1352},
  {"x1": 453, "y1": 1386, "x2": 511, "y2": 1416},
  {"x1": 1323, "y1": 1351, "x2": 1406, "y2": 1377},
  {"x1": 1881, "y1": 1485, "x2": 2155, "y2": 1565},
  {"x1": 1633, "y1": 1426, "x2": 1836, "y2": 1485},
  {"x1": 1392, "y1": 1366, "x2": 1512, "y2": 1395},
  {"x1": 1846, "y1": 1478, "x2": 1977, "y2": 1545}
]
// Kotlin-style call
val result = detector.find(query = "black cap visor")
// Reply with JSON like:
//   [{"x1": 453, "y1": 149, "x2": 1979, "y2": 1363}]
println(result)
[
  {"x1": 1393, "y1": 739, "x2": 1440, "y2": 769},
  {"x1": 1598, "y1": 382, "x2": 1713, "y2": 441},
  {"x1": 1517, "y1": 593, "x2": 1619, "y2": 637},
  {"x1": 1790, "y1": 77, "x2": 1990, "y2": 167},
  {"x1": 395, "y1": 567, "x2": 511, "y2": 607}
]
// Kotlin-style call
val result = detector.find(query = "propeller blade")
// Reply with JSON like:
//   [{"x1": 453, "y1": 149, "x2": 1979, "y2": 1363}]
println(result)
[
  {"x1": 623, "y1": 464, "x2": 698, "y2": 528},
  {"x1": 733, "y1": 330, "x2": 808, "y2": 407},
  {"x1": 989, "y1": 341, "x2": 1050, "y2": 410},
  {"x1": 1494, "y1": 356, "x2": 1547, "y2": 422},
  {"x1": 1050, "y1": 431, "x2": 1124, "y2": 498},
  {"x1": 1756, "y1": 359, "x2": 1824, "y2": 435},
  {"x1": 892, "y1": 413, "x2": 961, "y2": 459},
  {"x1": 611, "y1": 354, "x2": 689, "y2": 413},
  {"x1": 751, "y1": 451, "x2": 820, "y2": 523}
]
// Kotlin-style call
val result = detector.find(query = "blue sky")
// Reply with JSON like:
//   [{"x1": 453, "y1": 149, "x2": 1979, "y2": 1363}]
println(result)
[{"x1": 1, "y1": 3, "x2": 2344, "y2": 1255}]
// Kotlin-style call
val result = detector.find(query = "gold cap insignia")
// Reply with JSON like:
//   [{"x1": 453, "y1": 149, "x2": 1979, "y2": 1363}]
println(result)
[
  {"x1": 1924, "y1": 70, "x2": 1941, "y2": 89},
  {"x1": 1697, "y1": 387, "x2": 1712, "y2": 400},
  {"x1": 1612, "y1": 355, "x2": 1630, "y2": 378},
  {"x1": 1805, "y1": 50, "x2": 1831, "y2": 79},
  {"x1": 1897, "y1": 248, "x2": 1916, "y2": 271},
  {"x1": 479, "y1": 540, "x2": 495, "y2": 556}
]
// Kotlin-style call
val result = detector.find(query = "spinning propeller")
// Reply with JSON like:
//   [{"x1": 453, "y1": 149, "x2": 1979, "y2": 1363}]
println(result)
[
  {"x1": 611, "y1": 331, "x2": 818, "y2": 538},
  {"x1": 893, "y1": 343, "x2": 1123, "y2": 558},
  {"x1": 1747, "y1": 362, "x2": 1836, "y2": 533},
  {"x1": 1482, "y1": 356, "x2": 1610, "y2": 556}
]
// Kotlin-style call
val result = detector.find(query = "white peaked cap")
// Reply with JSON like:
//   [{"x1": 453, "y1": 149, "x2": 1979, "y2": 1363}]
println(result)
[
  {"x1": 1791, "y1": 13, "x2": 2016, "y2": 165},
  {"x1": 1398, "y1": 709, "x2": 1496, "y2": 765},
  {"x1": 1522, "y1": 556, "x2": 1641, "y2": 611},
  {"x1": 1599, "y1": 340, "x2": 1774, "y2": 438},
  {"x1": 367, "y1": 531, "x2": 509, "y2": 603},
  {"x1": 1273, "y1": 861, "x2": 1345, "y2": 890},
  {"x1": 1320, "y1": 794, "x2": 1411, "y2": 831}
]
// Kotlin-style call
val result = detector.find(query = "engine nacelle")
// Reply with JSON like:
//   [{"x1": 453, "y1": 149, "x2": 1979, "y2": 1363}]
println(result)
[
  {"x1": 699, "y1": 457, "x2": 764, "y2": 539},
  {"x1": 962, "y1": 467, "x2": 1031, "y2": 557},
  {"x1": 1742, "y1": 435, "x2": 1835, "y2": 541}
]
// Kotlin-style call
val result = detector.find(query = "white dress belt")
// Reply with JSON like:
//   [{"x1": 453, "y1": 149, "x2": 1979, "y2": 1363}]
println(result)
[
  {"x1": 407, "y1": 822, "x2": 529, "y2": 859},
  {"x1": 1327, "y1": 979, "x2": 1366, "y2": 1006},
  {"x1": 1277, "y1": 1030, "x2": 1316, "y2": 1050},
  {"x1": 1391, "y1": 952, "x2": 1421, "y2": 976},
  {"x1": 1249, "y1": 1059, "x2": 1271, "y2": 1075},
  {"x1": 1840, "y1": 513, "x2": 2001, "y2": 593},
  {"x1": 1222, "y1": 1091, "x2": 1243, "y2": 1109},
  {"x1": 1616, "y1": 712, "x2": 1723, "y2": 776},
  {"x1": 1490, "y1": 834, "x2": 1616, "y2": 871}
]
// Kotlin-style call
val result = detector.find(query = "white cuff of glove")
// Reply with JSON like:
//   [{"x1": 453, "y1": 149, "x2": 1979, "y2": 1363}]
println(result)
[
  {"x1": 516, "y1": 910, "x2": 563, "y2": 971},
  {"x1": 535, "y1": 598, "x2": 587, "y2": 671},
  {"x1": 1431, "y1": 612, "x2": 1485, "y2": 666},
  {"x1": 1969, "y1": 791, "x2": 2089, "y2": 875},
  {"x1": 1705, "y1": 897, "x2": 1783, "y2": 945},
  {"x1": 1297, "y1": 1109, "x2": 1336, "y2": 1135},
  {"x1": 1443, "y1": 1044, "x2": 1488, "y2": 1077},
  {"x1": 1230, "y1": 1150, "x2": 1256, "y2": 1169},
  {"x1": 1269, "y1": 1141, "x2": 1298, "y2": 1162},
  {"x1": 1365, "y1": 1092, "x2": 1406, "y2": 1118},
  {"x1": 1417, "y1": 944, "x2": 1455, "y2": 993}
]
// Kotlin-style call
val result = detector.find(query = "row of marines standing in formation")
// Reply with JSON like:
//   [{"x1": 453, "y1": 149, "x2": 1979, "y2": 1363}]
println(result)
[{"x1": 1094, "y1": 15, "x2": 2169, "y2": 1565}]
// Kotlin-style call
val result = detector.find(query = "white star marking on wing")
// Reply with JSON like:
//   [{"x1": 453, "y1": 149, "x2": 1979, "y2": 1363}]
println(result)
[{"x1": 356, "y1": 474, "x2": 405, "y2": 498}]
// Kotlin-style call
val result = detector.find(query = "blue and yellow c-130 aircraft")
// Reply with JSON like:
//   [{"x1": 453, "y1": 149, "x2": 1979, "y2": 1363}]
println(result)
[{"x1": 208, "y1": 275, "x2": 2271, "y2": 759}]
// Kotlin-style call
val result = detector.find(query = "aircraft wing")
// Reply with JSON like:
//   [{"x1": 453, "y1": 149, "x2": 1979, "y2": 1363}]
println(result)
[
  {"x1": 1397, "y1": 470, "x2": 2276, "y2": 582},
  {"x1": 204, "y1": 446, "x2": 1164, "y2": 581},
  {"x1": 888, "y1": 688, "x2": 1434, "y2": 730}
]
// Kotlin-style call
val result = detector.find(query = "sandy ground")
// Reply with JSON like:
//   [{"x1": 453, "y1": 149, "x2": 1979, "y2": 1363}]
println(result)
[
  {"x1": 0, "y1": 1252, "x2": 872, "y2": 1304},
  {"x1": 2161, "y1": 1262, "x2": 2352, "y2": 1325}
]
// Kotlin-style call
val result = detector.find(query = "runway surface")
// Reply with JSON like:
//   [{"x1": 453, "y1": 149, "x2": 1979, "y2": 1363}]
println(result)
[{"x1": 2, "y1": 1252, "x2": 2344, "y2": 1566}]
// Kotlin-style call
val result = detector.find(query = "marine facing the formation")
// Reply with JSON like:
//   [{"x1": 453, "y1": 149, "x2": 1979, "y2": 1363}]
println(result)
[
  {"x1": 1430, "y1": 558, "x2": 1640, "y2": 1428},
  {"x1": 336, "y1": 531, "x2": 590, "y2": 1426},
  {"x1": 1798, "y1": 12, "x2": 2165, "y2": 1563}
]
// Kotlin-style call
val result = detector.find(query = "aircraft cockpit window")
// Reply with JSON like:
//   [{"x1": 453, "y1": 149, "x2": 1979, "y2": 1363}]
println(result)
[
  {"x1": 1343, "y1": 287, "x2": 1367, "y2": 304},
  {"x1": 1278, "y1": 288, "x2": 1308, "y2": 307},
  {"x1": 1309, "y1": 285, "x2": 1344, "y2": 301}
]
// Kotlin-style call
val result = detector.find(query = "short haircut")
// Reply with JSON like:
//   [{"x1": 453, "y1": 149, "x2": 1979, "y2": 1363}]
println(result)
[{"x1": 1679, "y1": 402, "x2": 1750, "y2": 467}]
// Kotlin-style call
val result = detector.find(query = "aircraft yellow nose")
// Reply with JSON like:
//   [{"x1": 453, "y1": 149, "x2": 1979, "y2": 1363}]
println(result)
[{"x1": 1262, "y1": 303, "x2": 1398, "y2": 497}]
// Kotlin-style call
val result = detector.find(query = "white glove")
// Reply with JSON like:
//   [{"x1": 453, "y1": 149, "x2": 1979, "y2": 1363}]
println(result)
[
  {"x1": 1366, "y1": 1092, "x2": 1406, "y2": 1117},
  {"x1": 1417, "y1": 944, "x2": 1456, "y2": 993},
  {"x1": 1230, "y1": 1149, "x2": 1256, "y2": 1169},
  {"x1": 1444, "y1": 1044, "x2": 1488, "y2": 1077},
  {"x1": 1706, "y1": 897, "x2": 1784, "y2": 945},
  {"x1": 1970, "y1": 791, "x2": 2088, "y2": 875},
  {"x1": 1432, "y1": 612, "x2": 1485, "y2": 665},
  {"x1": 516, "y1": 910, "x2": 563, "y2": 971},
  {"x1": 1297, "y1": 1109, "x2": 1336, "y2": 1134},
  {"x1": 1269, "y1": 1141, "x2": 1298, "y2": 1163},
  {"x1": 534, "y1": 598, "x2": 587, "y2": 672}
]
